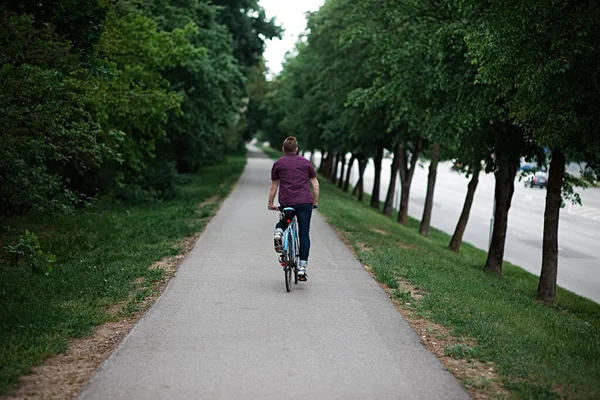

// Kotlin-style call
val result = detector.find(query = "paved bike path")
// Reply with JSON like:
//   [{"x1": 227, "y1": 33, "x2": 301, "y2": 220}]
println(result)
[{"x1": 78, "y1": 148, "x2": 469, "y2": 400}]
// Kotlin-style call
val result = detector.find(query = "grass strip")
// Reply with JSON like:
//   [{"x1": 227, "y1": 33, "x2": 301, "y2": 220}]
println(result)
[
  {"x1": 319, "y1": 177, "x2": 600, "y2": 399},
  {"x1": 261, "y1": 148, "x2": 600, "y2": 399},
  {"x1": 0, "y1": 156, "x2": 246, "y2": 395},
  {"x1": 261, "y1": 146, "x2": 281, "y2": 159}
]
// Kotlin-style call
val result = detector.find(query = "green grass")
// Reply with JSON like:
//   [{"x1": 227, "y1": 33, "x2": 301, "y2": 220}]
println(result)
[
  {"x1": 0, "y1": 156, "x2": 246, "y2": 395},
  {"x1": 315, "y1": 177, "x2": 600, "y2": 399},
  {"x1": 261, "y1": 146, "x2": 282, "y2": 160},
  {"x1": 260, "y1": 142, "x2": 600, "y2": 399}
]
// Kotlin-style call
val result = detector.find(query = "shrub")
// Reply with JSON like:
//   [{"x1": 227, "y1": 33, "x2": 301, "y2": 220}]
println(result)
[{"x1": 4, "y1": 230, "x2": 56, "y2": 275}]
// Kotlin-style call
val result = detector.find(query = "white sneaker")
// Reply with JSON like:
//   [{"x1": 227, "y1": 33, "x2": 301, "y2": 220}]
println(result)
[
  {"x1": 298, "y1": 266, "x2": 307, "y2": 281},
  {"x1": 274, "y1": 234, "x2": 282, "y2": 253}
]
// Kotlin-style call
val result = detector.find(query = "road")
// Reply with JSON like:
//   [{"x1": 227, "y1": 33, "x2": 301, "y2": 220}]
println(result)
[
  {"x1": 78, "y1": 148, "x2": 469, "y2": 400},
  {"x1": 314, "y1": 153, "x2": 599, "y2": 303}
]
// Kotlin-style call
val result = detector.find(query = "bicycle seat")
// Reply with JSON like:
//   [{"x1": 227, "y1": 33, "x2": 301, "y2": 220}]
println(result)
[{"x1": 280, "y1": 207, "x2": 296, "y2": 222}]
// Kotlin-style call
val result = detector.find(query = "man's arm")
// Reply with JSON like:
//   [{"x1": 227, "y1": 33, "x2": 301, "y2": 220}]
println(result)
[
  {"x1": 310, "y1": 176, "x2": 320, "y2": 207},
  {"x1": 268, "y1": 180, "x2": 279, "y2": 209}
]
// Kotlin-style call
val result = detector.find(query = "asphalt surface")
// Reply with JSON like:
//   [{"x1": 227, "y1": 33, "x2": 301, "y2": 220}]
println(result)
[
  {"x1": 334, "y1": 155, "x2": 600, "y2": 303},
  {"x1": 78, "y1": 148, "x2": 469, "y2": 400}
]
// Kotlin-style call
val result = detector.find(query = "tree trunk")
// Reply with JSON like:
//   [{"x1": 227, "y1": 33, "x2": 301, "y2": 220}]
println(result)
[
  {"x1": 419, "y1": 143, "x2": 441, "y2": 236},
  {"x1": 398, "y1": 182, "x2": 410, "y2": 224},
  {"x1": 318, "y1": 151, "x2": 327, "y2": 174},
  {"x1": 383, "y1": 143, "x2": 402, "y2": 216},
  {"x1": 371, "y1": 145, "x2": 384, "y2": 209},
  {"x1": 324, "y1": 153, "x2": 334, "y2": 178},
  {"x1": 353, "y1": 157, "x2": 367, "y2": 201},
  {"x1": 338, "y1": 154, "x2": 346, "y2": 188},
  {"x1": 309, "y1": 150, "x2": 315, "y2": 165},
  {"x1": 329, "y1": 153, "x2": 339, "y2": 183},
  {"x1": 449, "y1": 165, "x2": 481, "y2": 252},
  {"x1": 484, "y1": 157, "x2": 518, "y2": 276},
  {"x1": 344, "y1": 155, "x2": 355, "y2": 192},
  {"x1": 358, "y1": 158, "x2": 367, "y2": 202},
  {"x1": 397, "y1": 138, "x2": 424, "y2": 225},
  {"x1": 352, "y1": 165, "x2": 360, "y2": 196},
  {"x1": 538, "y1": 149, "x2": 566, "y2": 303}
]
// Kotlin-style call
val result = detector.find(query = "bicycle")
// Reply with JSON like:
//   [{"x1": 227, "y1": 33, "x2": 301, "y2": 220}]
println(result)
[{"x1": 278, "y1": 207, "x2": 300, "y2": 292}]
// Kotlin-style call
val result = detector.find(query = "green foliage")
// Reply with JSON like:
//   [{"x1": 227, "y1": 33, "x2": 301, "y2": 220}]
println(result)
[
  {"x1": 265, "y1": 0, "x2": 599, "y2": 176},
  {"x1": 263, "y1": 0, "x2": 388, "y2": 158},
  {"x1": 93, "y1": 3, "x2": 187, "y2": 174},
  {"x1": 115, "y1": 159, "x2": 179, "y2": 203},
  {"x1": 4, "y1": 230, "x2": 56, "y2": 275},
  {"x1": 0, "y1": 11, "x2": 115, "y2": 215},
  {"x1": 210, "y1": 0, "x2": 282, "y2": 72},
  {"x1": 242, "y1": 59, "x2": 270, "y2": 140},
  {"x1": 142, "y1": 0, "x2": 247, "y2": 172},
  {"x1": 0, "y1": 0, "x2": 110, "y2": 57},
  {"x1": 263, "y1": 0, "x2": 599, "y2": 301},
  {"x1": 1, "y1": 0, "x2": 263, "y2": 216},
  {"x1": 464, "y1": 0, "x2": 600, "y2": 172}
]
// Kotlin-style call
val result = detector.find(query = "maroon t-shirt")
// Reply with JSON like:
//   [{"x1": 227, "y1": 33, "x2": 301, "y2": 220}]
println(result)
[{"x1": 271, "y1": 154, "x2": 316, "y2": 206}]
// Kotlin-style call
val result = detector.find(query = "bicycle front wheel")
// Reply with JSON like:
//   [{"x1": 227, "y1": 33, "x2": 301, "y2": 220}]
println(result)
[
  {"x1": 285, "y1": 232, "x2": 295, "y2": 292},
  {"x1": 284, "y1": 263, "x2": 292, "y2": 292}
]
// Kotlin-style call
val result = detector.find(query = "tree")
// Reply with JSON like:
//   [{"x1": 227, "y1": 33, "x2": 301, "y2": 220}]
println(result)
[
  {"x1": 210, "y1": 0, "x2": 282, "y2": 72},
  {"x1": 345, "y1": 0, "x2": 436, "y2": 225},
  {"x1": 419, "y1": 143, "x2": 440, "y2": 236},
  {"x1": 144, "y1": 0, "x2": 246, "y2": 172},
  {"x1": 91, "y1": 2, "x2": 192, "y2": 200},
  {"x1": 449, "y1": 165, "x2": 481, "y2": 252},
  {"x1": 243, "y1": 59, "x2": 270, "y2": 140},
  {"x1": 262, "y1": 0, "x2": 388, "y2": 200},
  {"x1": 484, "y1": 126, "x2": 526, "y2": 275},
  {"x1": 0, "y1": 0, "x2": 109, "y2": 58},
  {"x1": 0, "y1": 7, "x2": 114, "y2": 214},
  {"x1": 1, "y1": 0, "x2": 257, "y2": 214},
  {"x1": 465, "y1": 0, "x2": 600, "y2": 299}
]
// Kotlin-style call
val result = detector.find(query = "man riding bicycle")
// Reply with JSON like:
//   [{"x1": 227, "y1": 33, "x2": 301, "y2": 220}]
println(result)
[{"x1": 267, "y1": 137, "x2": 320, "y2": 281}]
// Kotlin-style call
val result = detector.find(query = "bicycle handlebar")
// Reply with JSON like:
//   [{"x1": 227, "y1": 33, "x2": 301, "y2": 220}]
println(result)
[{"x1": 268, "y1": 205, "x2": 318, "y2": 210}]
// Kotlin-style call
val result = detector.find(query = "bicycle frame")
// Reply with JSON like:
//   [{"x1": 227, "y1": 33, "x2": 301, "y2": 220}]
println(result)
[{"x1": 281, "y1": 207, "x2": 299, "y2": 267}]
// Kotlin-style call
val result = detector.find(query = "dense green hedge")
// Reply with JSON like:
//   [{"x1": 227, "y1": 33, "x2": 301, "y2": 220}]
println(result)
[{"x1": 0, "y1": 0, "x2": 280, "y2": 216}]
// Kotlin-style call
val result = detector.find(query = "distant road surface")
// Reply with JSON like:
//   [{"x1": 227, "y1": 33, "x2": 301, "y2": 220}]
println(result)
[{"x1": 309, "y1": 153, "x2": 600, "y2": 303}]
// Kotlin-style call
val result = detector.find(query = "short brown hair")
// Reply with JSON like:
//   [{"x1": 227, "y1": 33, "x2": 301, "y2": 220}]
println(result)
[{"x1": 282, "y1": 136, "x2": 298, "y2": 154}]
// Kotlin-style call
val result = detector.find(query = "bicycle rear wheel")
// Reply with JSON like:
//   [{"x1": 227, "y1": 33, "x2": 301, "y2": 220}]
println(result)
[
  {"x1": 294, "y1": 234, "x2": 299, "y2": 285},
  {"x1": 293, "y1": 264, "x2": 298, "y2": 284},
  {"x1": 284, "y1": 232, "x2": 293, "y2": 292}
]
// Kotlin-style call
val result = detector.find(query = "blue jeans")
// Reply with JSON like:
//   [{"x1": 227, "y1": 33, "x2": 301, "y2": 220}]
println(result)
[{"x1": 276, "y1": 203, "x2": 313, "y2": 262}]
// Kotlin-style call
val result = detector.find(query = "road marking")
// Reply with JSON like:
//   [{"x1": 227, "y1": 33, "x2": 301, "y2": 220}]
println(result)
[{"x1": 567, "y1": 205, "x2": 600, "y2": 221}]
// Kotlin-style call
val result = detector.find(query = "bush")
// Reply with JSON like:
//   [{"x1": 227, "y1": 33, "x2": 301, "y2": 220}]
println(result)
[
  {"x1": 4, "y1": 230, "x2": 56, "y2": 275},
  {"x1": 116, "y1": 160, "x2": 179, "y2": 203}
]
